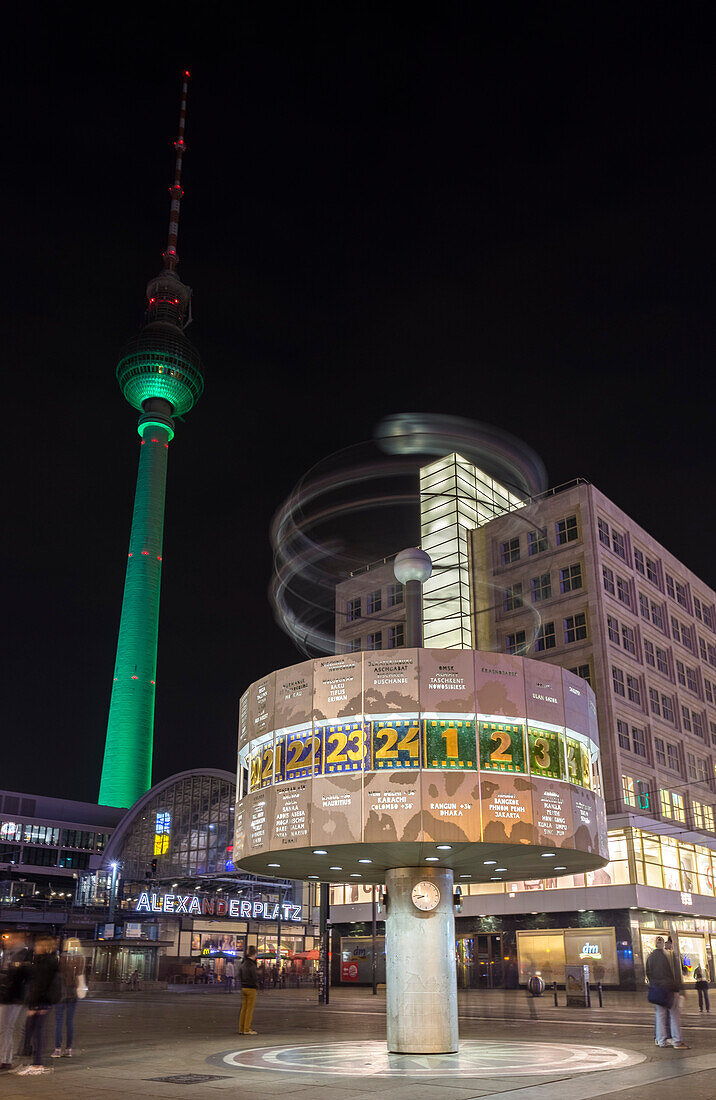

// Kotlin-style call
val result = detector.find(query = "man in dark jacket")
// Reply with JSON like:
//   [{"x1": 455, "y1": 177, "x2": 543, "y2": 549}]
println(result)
[
  {"x1": 239, "y1": 946, "x2": 259, "y2": 1035},
  {"x1": 0, "y1": 937, "x2": 30, "y2": 1070},
  {"x1": 646, "y1": 936, "x2": 688, "y2": 1048},
  {"x1": 15, "y1": 937, "x2": 61, "y2": 1075}
]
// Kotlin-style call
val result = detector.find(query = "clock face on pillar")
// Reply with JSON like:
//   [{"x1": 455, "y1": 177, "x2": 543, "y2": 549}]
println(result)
[{"x1": 411, "y1": 881, "x2": 441, "y2": 911}]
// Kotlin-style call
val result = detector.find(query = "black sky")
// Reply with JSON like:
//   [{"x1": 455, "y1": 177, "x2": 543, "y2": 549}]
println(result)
[{"x1": 4, "y1": 7, "x2": 716, "y2": 802}]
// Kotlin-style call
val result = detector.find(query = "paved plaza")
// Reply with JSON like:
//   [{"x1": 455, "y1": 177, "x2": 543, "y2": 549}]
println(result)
[{"x1": 3, "y1": 987, "x2": 716, "y2": 1099}]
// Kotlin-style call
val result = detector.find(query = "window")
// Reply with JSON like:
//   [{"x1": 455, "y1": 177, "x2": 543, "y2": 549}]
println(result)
[
  {"x1": 672, "y1": 617, "x2": 692, "y2": 650},
  {"x1": 675, "y1": 580, "x2": 689, "y2": 610},
  {"x1": 660, "y1": 788, "x2": 671, "y2": 816},
  {"x1": 534, "y1": 622, "x2": 556, "y2": 651},
  {"x1": 687, "y1": 666, "x2": 698, "y2": 693},
  {"x1": 603, "y1": 566, "x2": 615, "y2": 595},
  {"x1": 695, "y1": 596, "x2": 703, "y2": 621},
  {"x1": 612, "y1": 529, "x2": 626, "y2": 560},
  {"x1": 568, "y1": 663, "x2": 591, "y2": 685},
  {"x1": 388, "y1": 623, "x2": 404, "y2": 648},
  {"x1": 706, "y1": 806, "x2": 715, "y2": 831},
  {"x1": 667, "y1": 743, "x2": 680, "y2": 772},
  {"x1": 656, "y1": 647, "x2": 669, "y2": 675},
  {"x1": 709, "y1": 643, "x2": 716, "y2": 668},
  {"x1": 622, "y1": 774, "x2": 636, "y2": 806},
  {"x1": 366, "y1": 589, "x2": 382, "y2": 615},
  {"x1": 349, "y1": 637, "x2": 362, "y2": 652},
  {"x1": 649, "y1": 688, "x2": 661, "y2": 716},
  {"x1": 503, "y1": 583, "x2": 523, "y2": 612},
  {"x1": 655, "y1": 737, "x2": 666, "y2": 765},
  {"x1": 693, "y1": 800, "x2": 706, "y2": 829},
  {"x1": 560, "y1": 563, "x2": 582, "y2": 593},
  {"x1": 705, "y1": 677, "x2": 714, "y2": 705},
  {"x1": 598, "y1": 517, "x2": 610, "y2": 546},
  {"x1": 651, "y1": 602, "x2": 665, "y2": 631},
  {"x1": 705, "y1": 606, "x2": 716, "y2": 632},
  {"x1": 646, "y1": 557, "x2": 659, "y2": 585},
  {"x1": 622, "y1": 624, "x2": 636, "y2": 655},
  {"x1": 644, "y1": 640, "x2": 655, "y2": 667},
  {"x1": 617, "y1": 719, "x2": 631, "y2": 750},
  {"x1": 688, "y1": 752, "x2": 697, "y2": 780},
  {"x1": 666, "y1": 574, "x2": 675, "y2": 600},
  {"x1": 613, "y1": 666, "x2": 626, "y2": 696},
  {"x1": 632, "y1": 726, "x2": 646, "y2": 757},
  {"x1": 711, "y1": 721, "x2": 716, "y2": 747},
  {"x1": 556, "y1": 515, "x2": 578, "y2": 545},
  {"x1": 698, "y1": 757, "x2": 709, "y2": 781},
  {"x1": 387, "y1": 582, "x2": 403, "y2": 607},
  {"x1": 672, "y1": 792, "x2": 686, "y2": 823},
  {"x1": 346, "y1": 598, "x2": 361, "y2": 622},
  {"x1": 564, "y1": 612, "x2": 587, "y2": 643},
  {"x1": 639, "y1": 593, "x2": 649, "y2": 619},
  {"x1": 500, "y1": 537, "x2": 520, "y2": 565},
  {"x1": 528, "y1": 528, "x2": 547, "y2": 555},
  {"x1": 505, "y1": 630, "x2": 526, "y2": 655},
  {"x1": 636, "y1": 780, "x2": 651, "y2": 809},
  {"x1": 700, "y1": 636, "x2": 708, "y2": 662},
  {"x1": 682, "y1": 702, "x2": 692, "y2": 730},
  {"x1": 676, "y1": 660, "x2": 686, "y2": 686},
  {"x1": 530, "y1": 573, "x2": 551, "y2": 602},
  {"x1": 634, "y1": 548, "x2": 645, "y2": 574},
  {"x1": 626, "y1": 673, "x2": 641, "y2": 704},
  {"x1": 366, "y1": 631, "x2": 382, "y2": 650},
  {"x1": 662, "y1": 694, "x2": 675, "y2": 722},
  {"x1": 693, "y1": 712, "x2": 705, "y2": 740},
  {"x1": 616, "y1": 575, "x2": 631, "y2": 607}
]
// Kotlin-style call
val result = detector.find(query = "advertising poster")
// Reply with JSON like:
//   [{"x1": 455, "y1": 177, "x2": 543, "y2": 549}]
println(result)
[
  {"x1": 280, "y1": 729, "x2": 321, "y2": 780},
  {"x1": 272, "y1": 782, "x2": 311, "y2": 849},
  {"x1": 363, "y1": 772, "x2": 421, "y2": 843},
  {"x1": 363, "y1": 650, "x2": 419, "y2": 714},
  {"x1": 562, "y1": 667, "x2": 590, "y2": 737},
  {"x1": 480, "y1": 774, "x2": 537, "y2": 845},
  {"x1": 274, "y1": 661, "x2": 314, "y2": 732},
  {"x1": 423, "y1": 718, "x2": 478, "y2": 770},
  {"x1": 571, "y1": 788, "x2": 599, "y2": 854},
  {"x1": 313, "y1": 655, "x2": 362, "y2": 721},
  {"x1": 369, "y1": 719, "x2": 420, "y2": 770},
  {"x1": 478, "y1": 719, "x2": 526, "y2": 774},
  {"x1": 527, "y1": 726, "x2": 565, "y2": 781},
  {"x1": 419, "y1": 650, "x2": 475, "y2": 714},
  {"x1": 531, "y1": 778, "x2": 574, "y2": 848},
  {"x1": 259, "y1": 738, "x2": 277, "y2": 789},
  {"x1": 311, "y1": 774, "x2": 363, "y2": 846},
  {"x1": 317, "y1": 720, "x2": 366, "y2": 774},
  {"x1": 523, "y1": 657, "x2": 565, "y2": 728},
  {"x1": 475, "y1": 651, "x2": 526, "y2": 718},
  {"x1": 244, "y1": 673, "x2": 276, "y2": 746},
  {"x1": 421, "y1": 771, "x2": 481, "y2": 843},
  {"x1": 340, "y1": 936, "x2": 386, "y2": 984}
]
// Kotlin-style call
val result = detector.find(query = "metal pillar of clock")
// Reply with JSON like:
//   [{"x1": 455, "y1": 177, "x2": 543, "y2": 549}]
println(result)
[
  {"x1": 393, "y1": 548, "x2": 432, "y2": 649},
  {"x1": 385, "y1": 866, "x2": 458, "y2": 1053}
]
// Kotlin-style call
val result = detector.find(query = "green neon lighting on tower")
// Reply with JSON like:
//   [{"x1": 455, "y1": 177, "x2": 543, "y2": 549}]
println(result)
[{"x1": 99, "y1": 70, "x2": 203, "y2": 808}]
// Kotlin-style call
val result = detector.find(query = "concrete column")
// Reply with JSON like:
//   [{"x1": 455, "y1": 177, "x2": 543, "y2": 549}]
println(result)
[{"x1": 385, "y1": 866, "x2": 458, "y2": 1053}]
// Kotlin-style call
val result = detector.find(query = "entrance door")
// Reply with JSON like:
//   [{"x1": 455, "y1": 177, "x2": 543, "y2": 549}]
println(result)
[{"x1": 457, "y1": 934, "x2": 504, "y2": 988}]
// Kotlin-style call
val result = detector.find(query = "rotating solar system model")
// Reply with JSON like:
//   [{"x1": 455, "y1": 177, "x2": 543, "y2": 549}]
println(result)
[{"x1": 236, "y1": 550, "x2": 608, "y2": 1053}]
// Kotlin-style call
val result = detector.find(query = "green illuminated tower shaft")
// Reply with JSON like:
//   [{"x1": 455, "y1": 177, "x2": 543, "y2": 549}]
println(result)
[{"x1": 99, "y1": 71, "x2": 203, "y2": 807}]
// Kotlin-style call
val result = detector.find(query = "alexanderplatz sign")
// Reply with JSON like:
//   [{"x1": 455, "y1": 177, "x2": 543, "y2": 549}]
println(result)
[{"x1": 134, "y1": 892, "x2": 303, "y2": 921}]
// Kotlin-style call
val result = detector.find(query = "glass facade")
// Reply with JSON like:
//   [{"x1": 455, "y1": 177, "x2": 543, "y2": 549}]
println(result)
[{"x1": 118, "y1": 774, "x2": 235, "y2": 882}]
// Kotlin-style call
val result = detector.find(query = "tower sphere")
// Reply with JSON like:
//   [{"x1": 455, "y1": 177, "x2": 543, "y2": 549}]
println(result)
[
  {"x1": 116, "y1": 318, "x2": 204, "y2": 416},
  {"x1": 394, "y1": 547, "x2": 433, "y2": 584}
]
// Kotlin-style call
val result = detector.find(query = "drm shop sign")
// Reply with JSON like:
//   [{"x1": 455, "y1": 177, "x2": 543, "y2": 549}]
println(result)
[{"x1": 134, "y1": 892, "x2": 303, "y2": 921}]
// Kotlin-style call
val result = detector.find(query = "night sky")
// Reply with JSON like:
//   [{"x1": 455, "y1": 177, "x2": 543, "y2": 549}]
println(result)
[{"x1": 5, "y1": 9, "x2": 716, "y2": 803}]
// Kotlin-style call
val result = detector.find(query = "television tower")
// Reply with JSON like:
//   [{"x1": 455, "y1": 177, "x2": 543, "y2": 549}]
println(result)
[{"x1": 99, "y1": 72, "x2": 204, "y2": 807}]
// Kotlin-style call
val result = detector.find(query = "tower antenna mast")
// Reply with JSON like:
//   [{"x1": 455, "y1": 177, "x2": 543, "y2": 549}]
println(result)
[{"x1": 164, "y1": 70, "x2": 190, "y2": 272}]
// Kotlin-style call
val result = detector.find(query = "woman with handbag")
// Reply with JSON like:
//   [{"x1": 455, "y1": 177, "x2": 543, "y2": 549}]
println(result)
[
  {"x1": 646, "y1": 936, "x2": 689, "y2": 1049},
  {"x1": 51, "y1": 938, "x2": 87, "y2": 1060}
]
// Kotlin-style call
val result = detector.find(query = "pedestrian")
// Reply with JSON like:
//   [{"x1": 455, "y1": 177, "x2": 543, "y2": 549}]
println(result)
[
  {"x1": 694, "y1": 964, "x2": 710, "y2": 1013},
  {"x1": 225, "y1": 960, "x2": 235, "y2": 993},
  {"x1": 52, "y1": 938, "x2": 86, "y2": 1059},
  {"x1": 271, "y1": 964, "x2": 278, "y2": 988},
  {"x1": 0, "y1": 935, "x2": 30, "y2": 1071},
  {"x1": 14, "y1": 936, "x2": 61, "y2": 1075},
  {"x1": 238, "y1": 946, "x2": 259, "y2": 1035},
  {"x1": 129, "y1": 968, "x2": 140, "y2": 991},
  {"x1": 646, "y1": 935, "x2": 689, "y2": 1049}
]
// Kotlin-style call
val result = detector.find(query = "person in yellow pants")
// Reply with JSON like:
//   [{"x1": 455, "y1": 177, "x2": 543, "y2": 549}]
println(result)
[{"x1": 239, "y1": 946, "x2": 259, "y2": 1035}]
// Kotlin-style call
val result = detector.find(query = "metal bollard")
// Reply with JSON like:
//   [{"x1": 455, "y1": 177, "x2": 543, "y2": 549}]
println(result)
[
  {"x1": 553, "y1": 981, "x2": 558, "y2": 1007},
  {"x1": 597, "y1": 982, "x2": 603, "y2": 1008}
]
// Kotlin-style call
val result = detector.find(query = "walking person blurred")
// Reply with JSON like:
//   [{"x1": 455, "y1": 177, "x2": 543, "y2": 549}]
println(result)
[
  {"x1": 0, "y1": 935, "x2": 30, "y2": 1070},
  {"x1": 14, "y1": 937, "x2": 61, "y2": 1075},
  {"x1": 238, "y1": 946, "x2": 259, "y2": 1035},
  {"x1": 694, "y1": 964, "x2": 710, "y2": 1013},
  {"x1": 52, "y1": 938, "x2": 86, "y2": 1059},
  {"x1": 646, "y1": 935, "x2": 689, "y2": 1049},
  {"x1": 225, "y1": 959, "x2": 235, "y2": 993}
]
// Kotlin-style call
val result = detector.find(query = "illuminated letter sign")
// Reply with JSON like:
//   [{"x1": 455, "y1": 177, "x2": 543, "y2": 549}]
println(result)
[
  {"x1": 579, "y1": 942, "x2": 602, "y2": 960},
  {"x1": 131, "y1": 893, "x2": 303, "y2": 922},
  {"x1": 136, "y1": 892, "x2": 151, "y2": 913}
]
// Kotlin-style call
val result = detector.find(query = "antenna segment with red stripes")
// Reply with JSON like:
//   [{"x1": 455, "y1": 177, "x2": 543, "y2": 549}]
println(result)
[{"x1": 163, "y1": 70, "x2": 190, "y2": 271}]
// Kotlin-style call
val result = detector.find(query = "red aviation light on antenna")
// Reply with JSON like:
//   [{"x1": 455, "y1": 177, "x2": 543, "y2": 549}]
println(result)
[{"x1": 184, "y1": 70, "x2": 191, "y2": 78}]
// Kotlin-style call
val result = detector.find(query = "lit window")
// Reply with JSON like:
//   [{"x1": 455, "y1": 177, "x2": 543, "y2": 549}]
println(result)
[
  {"x1": 672, "y1": 792, "x2": 686, "y2": 823},
  {"x1": 660, "y1": 789, "x2": 671, "y2": 817},
  {"x1": 622, "y1": 774, "x2": 636, "y2": 806},
  {"x1": 556, "y1": 515, "x2": 578, "y2": 545}
]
